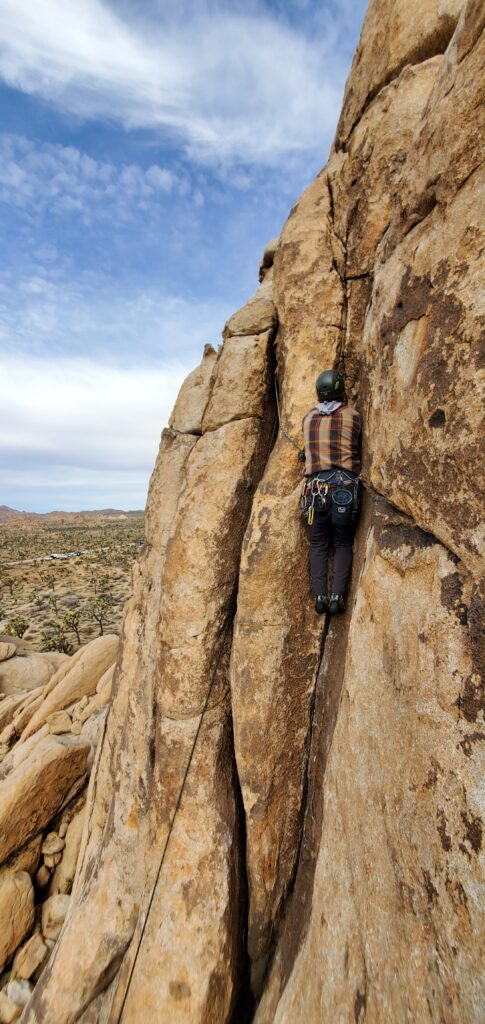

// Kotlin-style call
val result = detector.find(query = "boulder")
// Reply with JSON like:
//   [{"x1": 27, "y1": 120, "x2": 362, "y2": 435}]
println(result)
[
  {"x1": 41, "y1": 834, "x2": 65, "y2": 857},
  {"x1": 0, "y1": 726, "x2": 50, "y2": 782},
  {"x1": 0, "y1": 735, "x2": 90, "y2": 864},
  {"x1": 20, "y1": 636, "x2": 119, "y2": 742},
  {"x1": 49, "y1": 805, "x2": 86, "y2": 896},
  {"x1": 11, "y1": 933, "x2": 48, "y2": 981},
  {"x1": 0, "y1": 655, "x2": 56, "y2": 699},
  {"x1": 0, "y1": 872, "x2": 35, "y2": 972},
  {"x1": 6, "y1": 979, "x2": 33, "y2": 1013},
  {"x1": 0, "y1": 836, "x2": 43, "y2": 888},
  {"x1": 41, "y1": 895, "x2": 70, "y2": 942},
  {"x1": 0, "y1": 644, "x2": 16, "y2": 663},
  {"x1": 0, "y1": 990, "x2": 20, "y2": 1023},
  {"x1": 224, "y1": 273, "x2": 277, "y2": 338},
  {"x1": 46, "y1": 710, "x2": 72, "y2": 735},
  {"x1": 259, "y1": 237, "x2": 279, "y2": 281},
  {"x1": 169, "y1": 344, "x2": 218, "y2": 434}
]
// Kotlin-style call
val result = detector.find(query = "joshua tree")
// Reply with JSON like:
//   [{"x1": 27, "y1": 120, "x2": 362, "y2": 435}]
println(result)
[
  {"x1": 40, "y1": 619, "x2": 73, "y2": 655},
  {"x1": 48, "y1": 592, "x2": 60, "y2": 616},
  {"x1": 86, "y1": 594, "x2": 114, "y2": 636},
  {"x1": 63, "y1": 609, "x2": 83, "y2": 647},
  {"x1": 1, "y1": 573, "x2": 15, "y2": 598},
  {"x1": 41, "y1": 571, "x2": 57, "y2": 592},
  {"x1": 30, "y1": 590, "x2": 44, "y2": 610},
  {"x1": 88, "y1": 573, "x2": 110, "y2": 597},
  {"x1": 5, "y1": 616, "x2": 29, "y2": 638}
]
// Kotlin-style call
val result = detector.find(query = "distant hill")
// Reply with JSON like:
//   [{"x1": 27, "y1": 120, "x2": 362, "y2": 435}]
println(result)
[{"x1": 0, "y1": 505, "x2": 143, "y2": 524}]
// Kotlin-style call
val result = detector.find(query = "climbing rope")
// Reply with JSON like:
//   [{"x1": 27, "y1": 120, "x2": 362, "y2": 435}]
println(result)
[
  {"x1": 274, "y1": 376, "x2": 303, "y2": 454},
  {"x1": 111, "y1": 628, "x2": 230, "y2": 1023}
]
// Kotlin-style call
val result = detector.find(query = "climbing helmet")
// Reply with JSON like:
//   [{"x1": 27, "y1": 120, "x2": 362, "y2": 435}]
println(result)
[{"x1": 316, "y1": 369, "x2": 345, "y2": 402}]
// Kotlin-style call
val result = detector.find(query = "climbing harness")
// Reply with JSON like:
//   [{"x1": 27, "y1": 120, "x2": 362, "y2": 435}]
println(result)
[
  {"x1": 300, "y1": 469, "x2": 361, "y2": 526},
  {"x1": 110, "y1": 626, "x2": 230, "y2": 1023},
  {"x1": 274, "y1": 376, "x2": 305, "y2": 460}
]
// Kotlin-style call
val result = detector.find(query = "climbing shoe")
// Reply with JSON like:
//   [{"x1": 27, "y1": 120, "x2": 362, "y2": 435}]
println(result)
[
  {"x1": 328, "y1": 594, "x2": 345, "y2": 615},
  {"x1": 315, "y1": 595, "x2": 329, "y2": 615}
]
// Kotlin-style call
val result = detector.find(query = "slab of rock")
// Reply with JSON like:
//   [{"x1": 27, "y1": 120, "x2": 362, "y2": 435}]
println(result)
[
  {"x1": 0, "y1": 654, "x2": 56, "y2": 699},
  {"x1": 41, "y1": 894, "x2": 70, "y2": 941},
  {"x1": 49, "y1": 805, "x2": 86, "y2": 896},
  {"x1": 11, "y1": 932, "x2": 48, "y2": 981},
  {"x1": 0, "y1": 990, "x2": 20, "y2": 1023},
  {"x1": 335, "y1": 0, "x2": 462, "y2": 145},
  {"x1": 0, "y1": 725, "x2": 50, "y2": 784},
  {"x1": 41, "y1": 834, "x2": 64, "y2": 857},
  {"x1": 0, "y1": 836, "x2": 43, "y2": 889},
  {"x1": 46, "y1": 710, "x2": 72, "y2": 734},
  {"x1": 0, "y1": 871, "x2": 35, "y2": 972},
  {"x1": 107, "y1": 700, "x2": 244, "y2": 1023},
  {"x1": 202, "y1": 329, "x2": 272, "y2": 432},
  {"x1": 330, "y1": 57, "x2": 440, "y2": 276},
  {"x1": 256, "y1": 502, "x2": 484, "y2": 1022},
  {"x1": 224, "y1": 272, "x2": 277, "y2": 338},
  {"x1": 0, "y1": 694, "x2": 30, "y2": 735},
  {"x1": 20, "y1": 635, "x2": 119, "y2": 742},
  {"x1": 259, "y1": 237, "x2": 279, "y2": 281},
  {"x1": 0, "y1": 644, "x2": 16, "y2": 663},
  {"x1": 169, "y1": 344, "x2": 217, "y2": 434},
  {"x1": 0, "y1": 735, "x2": 90, "y2": 864},
  {"x1": 9, "y1": 691, "x2": 44, "y2": 739},
  {"x1": 362, "y1": 169, "x2": 484, "y2": 574}
]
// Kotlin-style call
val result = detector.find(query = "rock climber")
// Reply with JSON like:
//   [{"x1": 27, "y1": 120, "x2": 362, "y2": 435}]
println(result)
[{"x1": 301, "y1": 370, "x2": 361, "y2": 615}]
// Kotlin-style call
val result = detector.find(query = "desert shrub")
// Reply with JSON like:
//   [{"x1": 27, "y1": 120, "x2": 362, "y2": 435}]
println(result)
[
  {"x1": 5, "y1": 616, "x2": 29, "y2": 638},
  {"x1": 63, "y1": 609, "x2": 83, "y2": 646},
  {"x1": 40, "y1": 619, "x2": 73, "y2": 655},
  {"x1": 86, "y1": 594, "x2": 115, "y2": 636}
]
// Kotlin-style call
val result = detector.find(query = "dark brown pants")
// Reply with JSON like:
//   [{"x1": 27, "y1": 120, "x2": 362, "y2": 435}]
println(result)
[{"x1": 309, "y1": 507, "x2": 355, "y2": 597}]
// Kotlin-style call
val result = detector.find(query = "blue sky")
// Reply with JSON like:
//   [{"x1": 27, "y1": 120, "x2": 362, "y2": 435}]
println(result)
[{"x1": 0, "y1": 0, "x2": 368, "y2": 512}]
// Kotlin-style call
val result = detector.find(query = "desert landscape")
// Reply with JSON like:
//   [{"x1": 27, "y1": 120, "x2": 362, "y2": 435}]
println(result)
[{"x1": 0, "y1": 507, "x2": 144, "y2": 653}]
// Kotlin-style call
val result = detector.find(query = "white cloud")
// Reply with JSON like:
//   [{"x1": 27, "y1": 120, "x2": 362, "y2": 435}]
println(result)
[
  {"x1": 0, "y1": 134, "x2": 180, "y2": 219},
  {"x1": 0, "y1": 354, "x2": 192, "y2": 510},
  {"x1": 0, "y1": 269, "x2": 231, "y2": 365},
  {"x1": 0, "y1": 0, "x2": 349, "y2": 165}
]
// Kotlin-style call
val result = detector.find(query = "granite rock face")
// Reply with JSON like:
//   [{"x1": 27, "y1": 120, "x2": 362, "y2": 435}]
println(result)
[{"x1": 10, "y1": 0, "x2": 485, "y2": 1021}]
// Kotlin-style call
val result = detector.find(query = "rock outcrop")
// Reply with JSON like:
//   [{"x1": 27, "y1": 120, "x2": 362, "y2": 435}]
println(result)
[
  {"x1": 0, "y1": 636, "x2": 119, "y2": 1019},
  {"x1": 2, "y1": 0, "x2": 483, "y2": 1021}
]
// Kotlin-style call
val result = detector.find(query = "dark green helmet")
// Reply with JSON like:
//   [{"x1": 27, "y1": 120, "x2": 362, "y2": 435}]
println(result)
[{"x1": 316, "y1": 369, "x2": 345, "y2": 402}]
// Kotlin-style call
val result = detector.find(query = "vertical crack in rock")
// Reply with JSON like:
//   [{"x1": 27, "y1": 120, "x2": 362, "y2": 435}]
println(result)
[{"x1": 229, "y1": 170, "x2": 346, "y2": 995}]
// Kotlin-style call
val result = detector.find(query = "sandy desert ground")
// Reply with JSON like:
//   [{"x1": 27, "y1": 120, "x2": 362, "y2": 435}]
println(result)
[{"x1": 0, "y1": 509, "x2": 144, "y2": 653}]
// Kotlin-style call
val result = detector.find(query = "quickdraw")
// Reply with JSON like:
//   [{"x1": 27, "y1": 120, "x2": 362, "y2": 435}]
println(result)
[{"x1": 300, "y1": 476, "x2": 329, "y2": 524}]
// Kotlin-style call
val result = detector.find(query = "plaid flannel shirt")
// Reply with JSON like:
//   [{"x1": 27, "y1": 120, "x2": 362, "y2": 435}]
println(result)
[{"x1": 302, "y1": 404, "x2": 361, "y2": 476}]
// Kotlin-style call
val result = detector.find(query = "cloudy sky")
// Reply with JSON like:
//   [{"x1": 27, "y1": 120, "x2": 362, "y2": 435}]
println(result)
[{"x1": 0, "y1": 0, "x2": 367, "y2": 512}]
